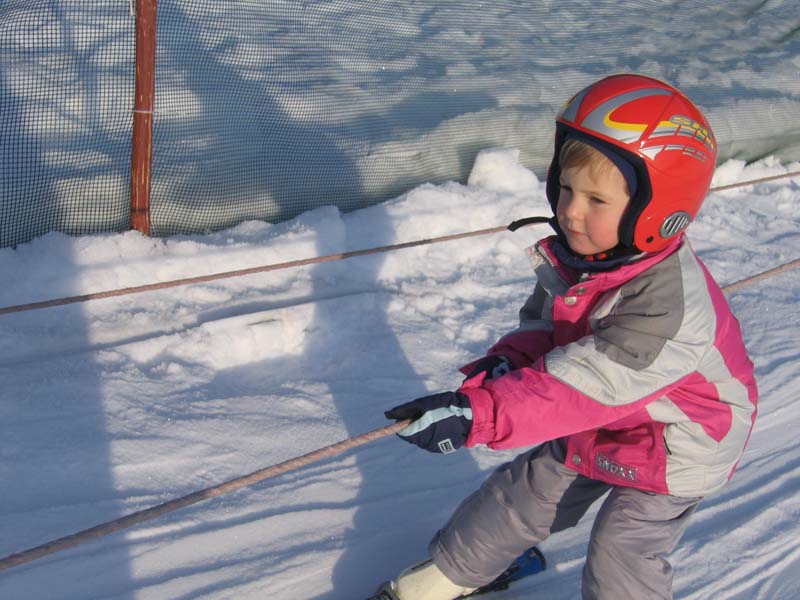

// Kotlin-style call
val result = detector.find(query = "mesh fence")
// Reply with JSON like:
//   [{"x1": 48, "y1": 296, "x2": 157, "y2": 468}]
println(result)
[
  {"x1": 0, "y1": 0, "x2": 132, "y2": 247},
  {"x1": 2, "y1": 1, "x2": 799, "y2": 246}
]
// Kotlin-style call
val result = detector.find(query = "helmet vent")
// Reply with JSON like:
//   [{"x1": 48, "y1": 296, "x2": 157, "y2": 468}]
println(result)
[{"x1": 660, "y1": 211, "x2": 691, "y2": 238}]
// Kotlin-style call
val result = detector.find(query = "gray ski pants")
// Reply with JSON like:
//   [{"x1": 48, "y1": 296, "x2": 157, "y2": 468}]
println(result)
[{"x1": 430, "y1": 440, "x2": 701, "y2": 600}]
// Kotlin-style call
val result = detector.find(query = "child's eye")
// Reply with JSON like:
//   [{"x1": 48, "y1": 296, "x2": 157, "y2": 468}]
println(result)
[
  {"x1": 591, "y1": 196, "x2": 606, "y2": 205},
  {"x1": 560, "y1": 183, "x2": 572, "y2": 192}
]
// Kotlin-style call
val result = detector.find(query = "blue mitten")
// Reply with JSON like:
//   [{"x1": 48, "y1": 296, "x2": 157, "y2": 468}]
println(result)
[{"x1": 385, "y1": 391, "x2": 472, "y2": 454}]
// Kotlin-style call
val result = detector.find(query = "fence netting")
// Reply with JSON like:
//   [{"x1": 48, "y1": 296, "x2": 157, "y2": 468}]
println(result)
[
  {"x1": 1, "y1": 0, "x2": 132, "y2": 247},
  {"x1": 2, "y1": 1, "x2": 799, "y2": 246}
]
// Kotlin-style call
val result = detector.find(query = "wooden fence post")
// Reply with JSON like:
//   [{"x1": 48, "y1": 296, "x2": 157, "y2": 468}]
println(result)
[{"x1": 130, "y1": 0, "x2": 158, "y2": 235}]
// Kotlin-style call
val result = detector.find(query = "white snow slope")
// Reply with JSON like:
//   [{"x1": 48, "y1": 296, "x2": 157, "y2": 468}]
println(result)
[{"x1": 0, "y1": 149, "x2": 799, "y2": 599}]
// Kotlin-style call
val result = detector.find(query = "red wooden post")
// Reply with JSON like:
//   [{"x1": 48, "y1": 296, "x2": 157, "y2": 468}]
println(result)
[{"x1": 130, "y1": 0, "x2": 158, "y2": 235}]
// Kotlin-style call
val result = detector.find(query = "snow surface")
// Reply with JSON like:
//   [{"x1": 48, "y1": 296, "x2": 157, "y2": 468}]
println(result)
[{"x1": 1, "y1": 148, "x2": 799, "y2": 599}]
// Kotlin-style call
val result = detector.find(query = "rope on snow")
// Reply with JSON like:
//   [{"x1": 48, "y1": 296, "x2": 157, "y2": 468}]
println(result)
[
  {"x1": 721, "y1": 257, "x2": 800, "y2": 294},
  {"x1": 0, "y1": 170, "x2": 798, "y2": 316},
  {"x1": 0, "y1": 419, "x2": 411, "y2": 571},
  {"x1": 0, "y1": 226, "x2": 507, "y2": 315}
]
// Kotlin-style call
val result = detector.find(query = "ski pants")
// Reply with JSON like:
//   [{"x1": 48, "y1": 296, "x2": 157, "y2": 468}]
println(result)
[{"x1": 429, "y1": 440, "x2": 701, "y2": 600}]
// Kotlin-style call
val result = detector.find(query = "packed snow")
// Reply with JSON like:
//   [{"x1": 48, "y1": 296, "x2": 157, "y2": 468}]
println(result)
[{"x1": 1, "y1": 148, "x2": 799, "y2": 599}]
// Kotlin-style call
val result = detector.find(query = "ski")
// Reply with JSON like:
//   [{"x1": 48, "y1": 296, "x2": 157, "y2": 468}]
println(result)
[
  {"x1": 459, "y1": 547, "x2": 546, "y2": 597},
  {"x1": 368, "y1": 547, "x2": 545, "y2": 600}
]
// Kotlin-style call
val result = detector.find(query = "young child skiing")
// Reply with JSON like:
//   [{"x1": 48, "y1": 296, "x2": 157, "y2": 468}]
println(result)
[{"x1": 371, "y1": 74, "x2": 758, "y2": 600}]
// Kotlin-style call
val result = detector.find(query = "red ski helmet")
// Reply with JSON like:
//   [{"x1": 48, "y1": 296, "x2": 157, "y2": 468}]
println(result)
[{"x1": 546, "y1": 74, "x2": 717, "y2": 253}]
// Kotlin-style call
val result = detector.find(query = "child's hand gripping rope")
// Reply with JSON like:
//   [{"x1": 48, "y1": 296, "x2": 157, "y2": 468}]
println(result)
[
  {"x1": 385, "y1": 355, "x2": 511, "y2": 454},
  {"x1": 385, "y1": 391, "x2": 473, "y2": 454}
]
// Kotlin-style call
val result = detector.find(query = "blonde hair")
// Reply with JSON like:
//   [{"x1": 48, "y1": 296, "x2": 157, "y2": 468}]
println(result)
[{"x1": 559, "y1": 139, "x2": 630, "y2": 195}]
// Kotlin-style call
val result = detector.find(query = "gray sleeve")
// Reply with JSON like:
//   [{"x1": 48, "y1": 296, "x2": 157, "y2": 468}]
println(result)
[{"x1": 594, "y1": 254, "x2": 686, "y2": 371}]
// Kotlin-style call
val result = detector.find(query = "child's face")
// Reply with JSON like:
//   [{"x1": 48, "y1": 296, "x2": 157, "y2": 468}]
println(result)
[{"x1": 556, "y1": 164, "x2": 631, "y2": 256}]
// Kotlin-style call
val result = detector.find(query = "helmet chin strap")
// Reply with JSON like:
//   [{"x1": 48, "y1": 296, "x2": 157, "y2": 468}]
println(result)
[
  {"x1": 509, "y1": 215, "x2": 637, "y2": 270},
  {"x1": 551, "y1": 234, "x2": 637, "y2": 272},
  {"x1": 508, "y1": 216, "x2": 639, "y2": 271},
  {"x1": 567, "y1": 239, "x2": 639, "y2": 262},
  {"x1": 506, "y1": 215, "x2": 552, "y2": 231}
]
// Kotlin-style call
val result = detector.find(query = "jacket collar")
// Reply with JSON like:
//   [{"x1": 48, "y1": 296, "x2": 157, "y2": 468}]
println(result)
[{"x1": 531, "y1": 235, "x2": 685, "y2": 287}]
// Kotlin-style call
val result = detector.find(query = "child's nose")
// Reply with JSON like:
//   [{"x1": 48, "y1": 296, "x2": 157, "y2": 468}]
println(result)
[{"x1": 562, "y1": 197, "x2": 582, "y2": 220}]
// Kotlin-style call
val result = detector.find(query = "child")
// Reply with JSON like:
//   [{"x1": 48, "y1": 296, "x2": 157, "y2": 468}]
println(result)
[{"x1": 371, "y1": 74, "x2": 758, "y2": 600}]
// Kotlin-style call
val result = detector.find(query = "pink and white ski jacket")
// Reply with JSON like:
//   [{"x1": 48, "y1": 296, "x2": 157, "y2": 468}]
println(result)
[{"x1": 459, "y1": 235, "x2": 758, "y2": 498}]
